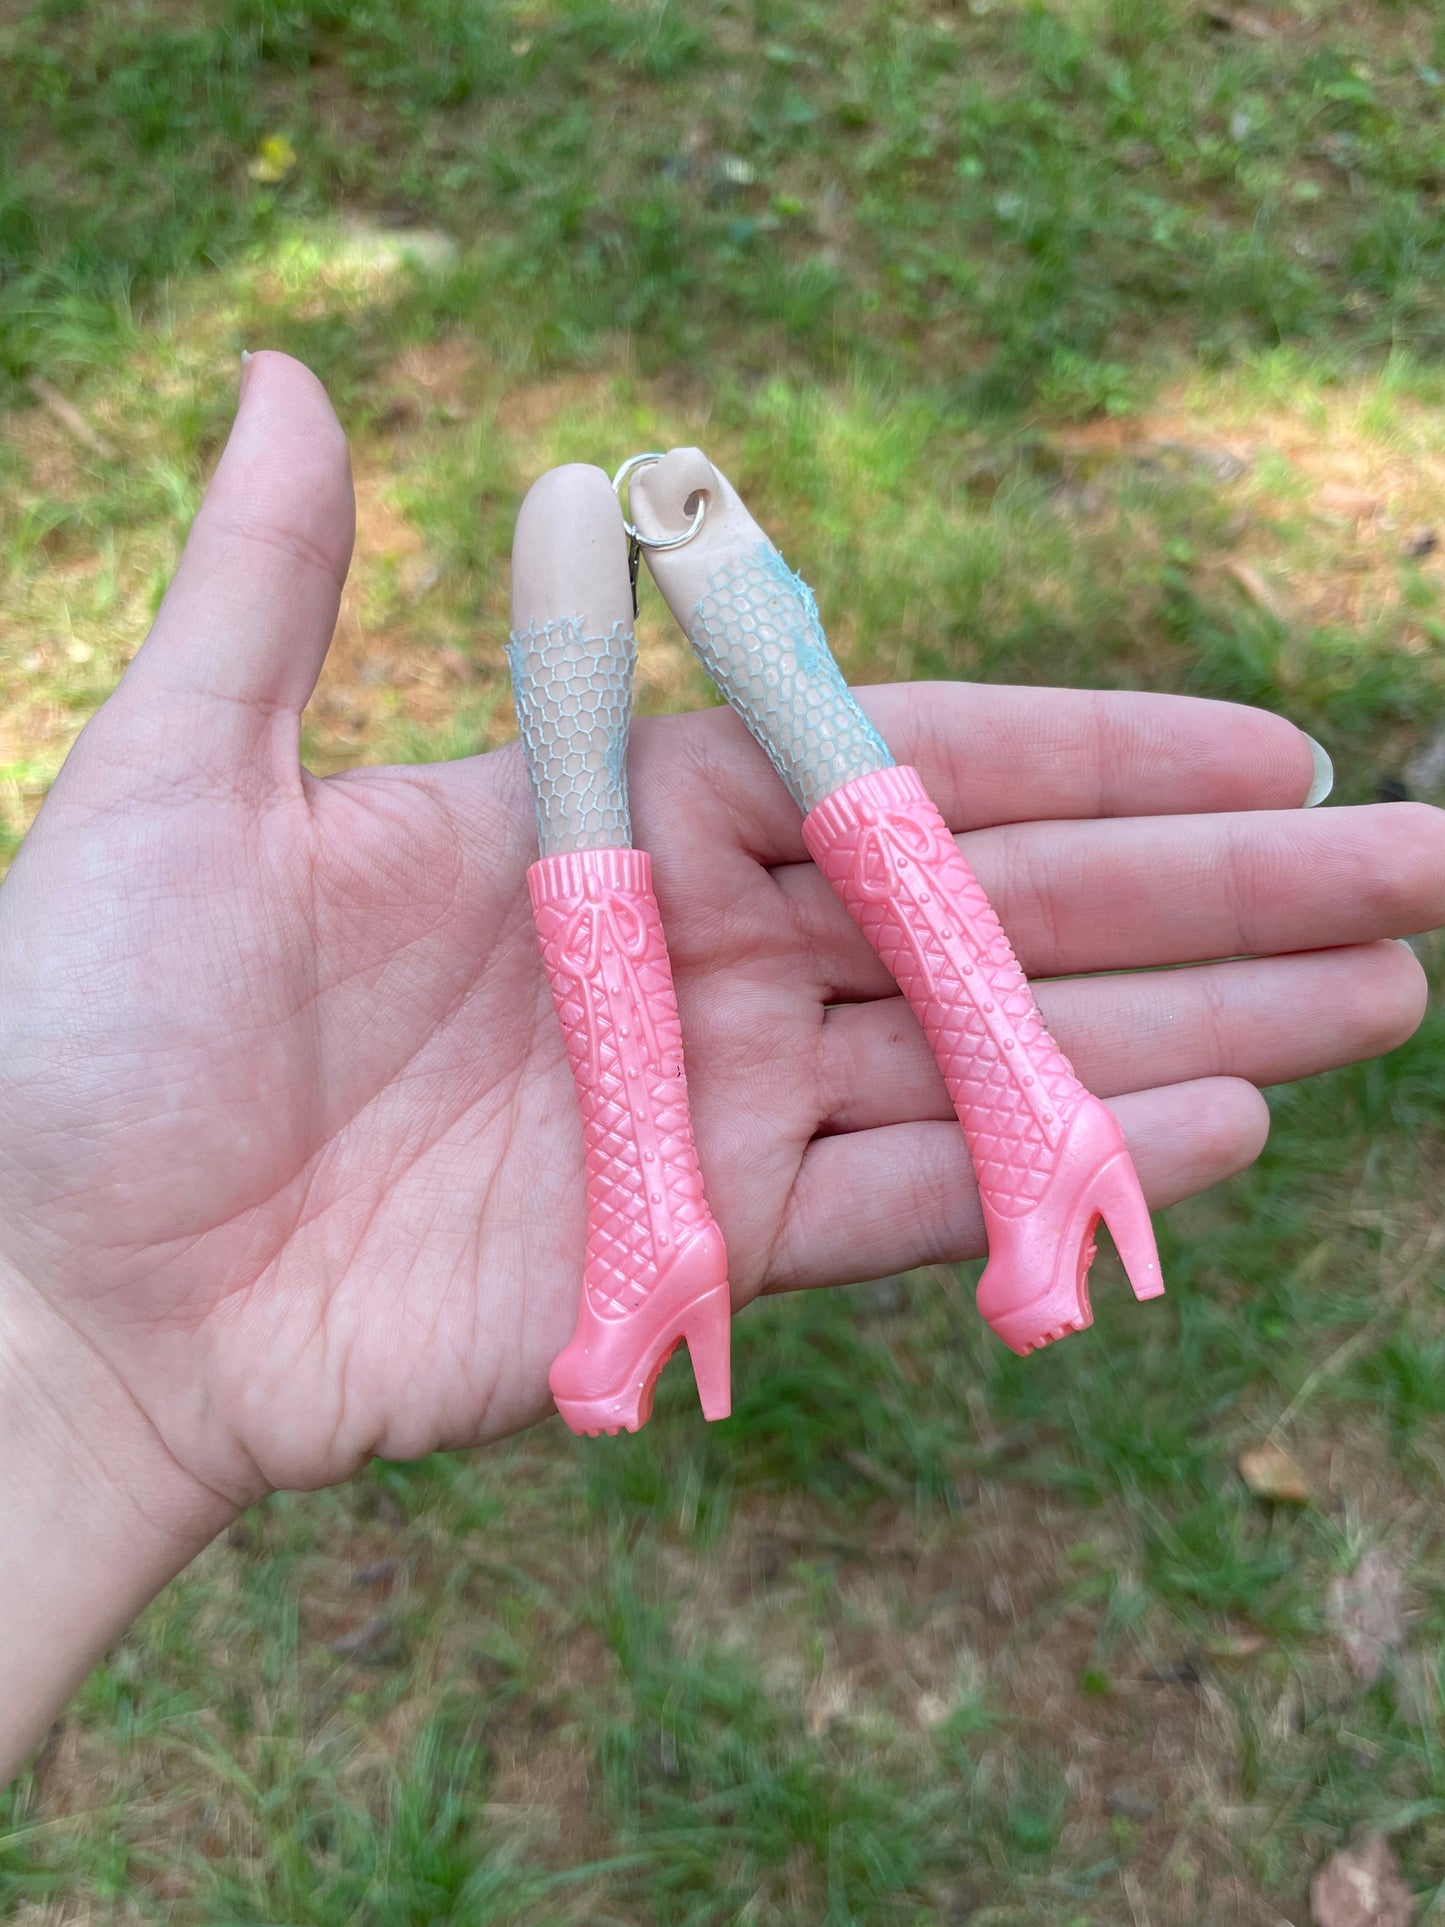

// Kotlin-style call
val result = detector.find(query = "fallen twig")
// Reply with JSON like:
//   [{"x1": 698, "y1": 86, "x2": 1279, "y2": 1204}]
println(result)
[{"x1": 23, "y1": 374, "x2": 118, "y2": 461}]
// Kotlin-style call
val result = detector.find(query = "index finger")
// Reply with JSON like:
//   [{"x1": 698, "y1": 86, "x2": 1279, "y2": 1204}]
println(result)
[{"x1": 640, "y1": 681, "x2": 1326, "y2": 864}]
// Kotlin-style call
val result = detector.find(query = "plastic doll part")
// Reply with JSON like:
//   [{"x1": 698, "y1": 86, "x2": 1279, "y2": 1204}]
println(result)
[
  {"x1": 509, "y1": 464, "x2": 731, "y2": 1432},
  {"x1": 803, "y1": 764, "x2": 1163, "y2": 1351},
  {"x1": 631, "y1": 450, "x2": 1163, "y2": 1355},
  {"x1": 506, "y1": 615, "x2": 635, "y2": 855},
  {"x1": 689, "y1": 541, "x2": 892, "y2": 813}
]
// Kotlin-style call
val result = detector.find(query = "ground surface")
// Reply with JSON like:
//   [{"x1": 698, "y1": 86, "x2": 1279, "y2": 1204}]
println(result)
[{"x1": 2, "y1": 1, "x2": 1444, "y2": 1921}]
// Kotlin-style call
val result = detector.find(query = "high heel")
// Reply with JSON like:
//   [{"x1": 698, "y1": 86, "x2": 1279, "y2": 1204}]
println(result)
[
  {"x1": 551, "y1": 1242, "x2": 732, "y2": 1434},
  {"x1": 681, "y1": 1277, "x2": 733, "y2": 1423},
  {"x1": 531, "y1": 847, "x2": 732, "y2": 1432},
  {"x1": 803, "y1": 763, "x2": 1163, "y2": 1355},
  {"x1": 976, "y1": 1110, "x2": 1163, "y2": 1356}
]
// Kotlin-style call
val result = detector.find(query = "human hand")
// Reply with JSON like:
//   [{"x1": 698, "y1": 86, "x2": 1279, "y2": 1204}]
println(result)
[{"x1": 1, "y1": 350, "x2": 1442, "y2": 1526}]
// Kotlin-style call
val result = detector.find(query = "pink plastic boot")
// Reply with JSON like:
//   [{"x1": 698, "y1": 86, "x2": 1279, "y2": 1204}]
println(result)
[
  {"x1": 530, "y1": 847, "x2": 731, "y2": 1431},
  {"x1": 804, "y1": 765, "x2": 1163, "y2": 1354}
]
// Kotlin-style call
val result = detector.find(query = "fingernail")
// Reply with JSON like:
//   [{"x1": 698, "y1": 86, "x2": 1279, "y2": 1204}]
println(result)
[
  {"x1": 239, "y1": 349, "x2": 254, "y2": 402},
  {"x1": 1303, "y1": 732, "x2": 1333, "y2": 807}
]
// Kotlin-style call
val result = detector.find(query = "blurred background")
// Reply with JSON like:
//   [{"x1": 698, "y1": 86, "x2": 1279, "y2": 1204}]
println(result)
[{"x1": 2, "y1": 2, "x2": 1443, "y2": 1920}]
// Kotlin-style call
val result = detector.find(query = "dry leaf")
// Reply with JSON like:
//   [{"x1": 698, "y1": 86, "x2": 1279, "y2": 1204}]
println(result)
[
  {"x1": 1105, "y1": 1783, "x2": 1159, "y2": 1821},
  {"x1": 1328, "y1": 1549, "x2": 1406, "y2": 1686},
  {"x1": 1223, "y1": 558, "x2": 1289, "y2": 620},
  {"x1": 24, "y1": 374, "x2": 119, "y2": 460},
  {"x1": 1238, "y1": 1444, "x2": 1310, "y2": 1504},
  {"x1": 326, "y1": 1612, "x2": 405, "y2": 1664},
  {"x1": 1316, "y1": 484, "x2": 1384, "y2": 520},
  {"x1": 248, "y1": 133, "x2": 298, "y2": 184},
  {"x1": 351, "y1": 1557, "x2": 400, "y2": 1591},
  {"x1": 806, "y1": 1677, "x2": 850, "y2": 1736},
  {"x1": 1203, "y1": 1630, "x2": 1271, "y2": 1662},
  {"x1": 1310, "y1": 1833, "x2": 1414, "y2": 1927},
  {"x1": 1202, "y1": 5, "x2": 1277, "y2": 36}
]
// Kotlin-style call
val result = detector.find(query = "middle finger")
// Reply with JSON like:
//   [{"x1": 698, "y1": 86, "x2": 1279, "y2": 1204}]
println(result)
[{"x1": 775, "y1": 802, "x2": 1445, "y2": 998}]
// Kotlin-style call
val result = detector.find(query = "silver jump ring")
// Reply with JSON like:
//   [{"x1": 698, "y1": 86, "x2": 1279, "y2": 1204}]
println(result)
[{"x1": 612, "y1": 452, "x2": 707, "y2": 551}]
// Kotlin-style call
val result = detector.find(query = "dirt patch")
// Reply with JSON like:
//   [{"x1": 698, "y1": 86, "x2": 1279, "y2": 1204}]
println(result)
[
  {"x1": 386, "y1": 336, "x2": 490, "y2": 414},
  {"x1": 5, "y1": 401, "x2": 86, "y2": 503},
  {"x1": 493, "y1": 370, "x2": 617, "y2": 442},
  {"x1": 1054, "y1": 380, "x2": 1445, "y2": 663},
  {"x1": 303, "y1": 455, "x2": 484, "y2": 764}
]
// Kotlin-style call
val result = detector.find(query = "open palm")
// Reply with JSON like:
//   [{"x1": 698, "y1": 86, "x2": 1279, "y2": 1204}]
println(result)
[{"x1": 0, "y1": 353, "x2": 1440, "y2": 1509}]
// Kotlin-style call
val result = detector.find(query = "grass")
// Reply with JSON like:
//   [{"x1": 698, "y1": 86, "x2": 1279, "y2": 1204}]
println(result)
[{"x1": 2, "y1": 0, "x2": 1444, "y2": 1920}]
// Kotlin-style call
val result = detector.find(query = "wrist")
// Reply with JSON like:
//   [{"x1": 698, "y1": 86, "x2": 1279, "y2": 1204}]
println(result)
[{"x1": 0, "y1": 1258, "x2": 236, "y2": 1784}]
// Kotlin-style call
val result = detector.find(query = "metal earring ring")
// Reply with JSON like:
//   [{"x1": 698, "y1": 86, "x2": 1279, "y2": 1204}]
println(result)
[{"x1": 612, "y1": 452, "x2": 708, "y2": 551}]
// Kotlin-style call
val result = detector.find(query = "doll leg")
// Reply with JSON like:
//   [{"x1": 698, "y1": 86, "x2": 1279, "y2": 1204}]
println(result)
[
  {"x1": 631, "y1": 454, "x2": 1161, "y2": 1355},
  {"x1": 509, "y1": 468, "x2": 729, "y2": 1433}
]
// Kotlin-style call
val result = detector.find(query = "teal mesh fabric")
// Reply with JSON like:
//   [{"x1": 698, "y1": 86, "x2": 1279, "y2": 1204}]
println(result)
[
  {"x1": 507, "y1": 618, "x2": 635, "y2": 856},
  {"x1": 688, "y1": 542, "x2": 892, "y2": 814}
]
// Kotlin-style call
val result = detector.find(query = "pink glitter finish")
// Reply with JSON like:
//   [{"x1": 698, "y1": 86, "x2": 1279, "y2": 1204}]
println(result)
[
  {"x1": 803, "y1": 764, "x2": 1163, "y2": 1354},
  {"x1": 529, "y1": 846, "x2": 731, "y2": 1432}
]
